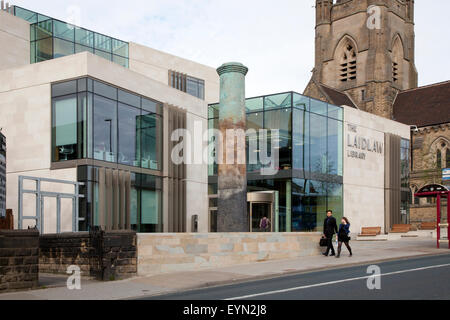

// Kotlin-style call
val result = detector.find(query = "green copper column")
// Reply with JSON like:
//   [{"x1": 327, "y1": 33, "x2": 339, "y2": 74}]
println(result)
[{"x1": 216, "y1": 62, "x2": 249, "y2": 232}]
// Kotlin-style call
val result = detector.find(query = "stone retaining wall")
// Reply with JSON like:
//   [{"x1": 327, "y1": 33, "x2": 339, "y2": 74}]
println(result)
[
  {"x1": 137, "y1": 233, "x2": 321, "y2": 276},
  {"x1": 40, "y1": 230, "x2": 137, "y2": 281},
  {"x1": 0, "y1": 230, "x2": 39, "y2": 293}
]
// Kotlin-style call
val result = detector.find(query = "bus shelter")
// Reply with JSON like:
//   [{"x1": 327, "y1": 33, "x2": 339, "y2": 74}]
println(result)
[{"x1": 415, "y1": 184, "x2": 450, "y2": 249}]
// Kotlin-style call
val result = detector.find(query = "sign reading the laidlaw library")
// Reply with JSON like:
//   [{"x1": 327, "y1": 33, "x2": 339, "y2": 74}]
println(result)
[{"x1": 346, "y1": 124, "x2": 384, "y2": 160}]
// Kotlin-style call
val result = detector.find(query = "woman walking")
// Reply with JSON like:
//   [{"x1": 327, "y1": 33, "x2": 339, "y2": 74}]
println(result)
[{"x1": 336, "y1": 217, "x2": 353, "y2": 258}]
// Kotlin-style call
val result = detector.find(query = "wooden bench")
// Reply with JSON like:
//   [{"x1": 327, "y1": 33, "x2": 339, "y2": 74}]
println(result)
[
  {"x1": 390, "y1": 224, "x2": 412, "y2": 233},
  {"x1": 420, "y1": 222, "x2": 437, "y2": 230},
  {"x1": 359, "y1": 227, "x2": 382, "y2": 237}
]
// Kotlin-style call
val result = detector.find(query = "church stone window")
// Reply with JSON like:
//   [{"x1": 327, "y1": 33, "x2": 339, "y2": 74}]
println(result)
[
  {"x1": 437, "y1": 150, "x2": 442, "y2": 169},
  {"x1": 392, "y1": 37, "x2": 403, "y2": 84},
  {"x1": 447, "y1": 149, "x2": 450, "y2": 168},
  {"x1": 339, "y1": 43, "x2": 357, "y2": 82}
]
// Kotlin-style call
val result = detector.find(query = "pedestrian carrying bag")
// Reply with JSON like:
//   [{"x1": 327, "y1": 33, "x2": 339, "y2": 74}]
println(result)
[{"x1": 319, "y1": 237, "x2": 328, "y2": 247}]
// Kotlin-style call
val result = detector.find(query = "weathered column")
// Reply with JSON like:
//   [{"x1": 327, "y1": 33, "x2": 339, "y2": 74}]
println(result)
[{"x1": 216, "y1": 62, "x2": 249, "y2": 232}]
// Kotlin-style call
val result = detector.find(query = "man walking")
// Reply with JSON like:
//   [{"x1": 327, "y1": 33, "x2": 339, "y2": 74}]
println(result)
[{"x1": 323, "y1": 210, "x2": 338, "y2": 257}]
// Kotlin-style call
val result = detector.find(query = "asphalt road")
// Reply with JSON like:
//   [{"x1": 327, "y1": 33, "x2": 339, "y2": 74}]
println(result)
[{"x1": 143, "y1": 254, "x2": 450, "y2": 300}]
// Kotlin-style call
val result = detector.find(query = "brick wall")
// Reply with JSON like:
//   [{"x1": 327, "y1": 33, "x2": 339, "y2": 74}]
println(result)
[
  {"x1": 0, "y1": 230, "x2": 39, "y2": 293},
  {"x1": 40, "y1": 230, "x2": 137, "y2": 281}
]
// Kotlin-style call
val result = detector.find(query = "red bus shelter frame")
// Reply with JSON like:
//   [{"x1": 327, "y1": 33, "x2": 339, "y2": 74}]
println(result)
[{"x1": 414, "y1": 189, "x2": 450, "y2": 249}]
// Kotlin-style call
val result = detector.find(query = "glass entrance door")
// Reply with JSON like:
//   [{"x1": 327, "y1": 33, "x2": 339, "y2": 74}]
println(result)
[{"x1": 249, "y1": 202, "x2": 272, "y2": 232}]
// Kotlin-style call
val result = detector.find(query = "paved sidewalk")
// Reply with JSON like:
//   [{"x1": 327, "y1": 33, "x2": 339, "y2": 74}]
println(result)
[{"x1": 0, "y1": 238, "x2": 447, "y2": 300}]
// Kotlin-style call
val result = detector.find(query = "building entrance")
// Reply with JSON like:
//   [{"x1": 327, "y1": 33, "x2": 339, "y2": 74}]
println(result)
[{"x1": 248, "y1": 192, "x2": 276, "y2": 233}]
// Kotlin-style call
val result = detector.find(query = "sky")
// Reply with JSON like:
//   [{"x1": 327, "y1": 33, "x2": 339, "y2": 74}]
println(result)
[{"x1": 12, "y1": 0, "x2": 450, "y2": 97}]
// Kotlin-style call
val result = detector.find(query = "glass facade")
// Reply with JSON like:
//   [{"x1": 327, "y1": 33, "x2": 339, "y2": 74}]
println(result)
[
  {"x1": 208, "y1": 92, "x2": 344, "y2": 232},
  {"x1": 13, "y1": 6, "x2": 129, "y2": 68},
  {"x1": 52, "y1": 78, "x2": 163, "y2": 171},
  {"x1": 78, "y1": 166, "x2": 163, "y2": 233},
  {"x1": 169, "y1": 71, "x2": 205, "y2": 100},
  {"x1": 401, "y1": 139, "x2": 411, "y2": 224}
]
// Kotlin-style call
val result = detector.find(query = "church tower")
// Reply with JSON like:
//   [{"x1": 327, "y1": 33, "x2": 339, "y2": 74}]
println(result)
[{"x1": 305, "y1": 0, "x2": 418, "y2": 119}]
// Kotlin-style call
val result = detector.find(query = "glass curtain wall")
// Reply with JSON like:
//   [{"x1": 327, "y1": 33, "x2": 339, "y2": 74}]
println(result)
[
  {"x1": 52, "y1": 78, "x2": 163, "y2": 171},
  {"x1": 15, "y1": 6, "x2": 129, "y2": 68},
  {"x1": 208, "y1": 91, "x2": 344, "y2": 233},
  {"x1": 130, "y1": 173, "x2": 163, "y2": 233},
  {"x1": 78, "y1": 166, "x2": 162, "y2": 233},
  {"x1": 401, "y1": 139, "x2": 411, "y2": 224}
]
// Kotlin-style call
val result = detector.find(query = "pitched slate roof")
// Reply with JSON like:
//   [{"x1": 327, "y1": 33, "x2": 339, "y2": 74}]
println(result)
[
  {"x1": 393, "y1": 81, "x2": 450, "y2": 127},
  {"x1": 319, "y1": 84, "x2": 357, "y2": 109}
]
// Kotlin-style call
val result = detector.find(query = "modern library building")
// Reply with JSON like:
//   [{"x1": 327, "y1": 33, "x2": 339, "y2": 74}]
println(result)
[
  {"x1": 208, "y1": 92, "x2": 411, "y2": 234},
  {"x1": 0, "y1": 5, "x2": 410, "y2": 235}
]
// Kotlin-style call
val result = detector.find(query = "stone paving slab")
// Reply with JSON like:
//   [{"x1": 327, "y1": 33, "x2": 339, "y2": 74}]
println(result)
[{"x1": 0, "y1": 238, "x2": 447, "y2": 300}]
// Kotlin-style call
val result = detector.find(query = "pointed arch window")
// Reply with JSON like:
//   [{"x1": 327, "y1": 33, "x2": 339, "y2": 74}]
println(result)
[
  {"x1": 392, "y1": 37, "x2": 403, "y2": 84},
  {"x1": 437, "y1": 150, "x2": 442, "y2": 169},
  {"x1": 446, "y1": 149, "x2": 450, "y2": 168},
  {"x1": 339, "y1": 43, "x2": 357, "y2": 82}
]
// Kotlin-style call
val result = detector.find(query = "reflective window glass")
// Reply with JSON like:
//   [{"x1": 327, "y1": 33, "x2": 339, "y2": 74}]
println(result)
[
  {"x1": 140, "y1": 188, "x2": 162, "y2": 232},
  {"x1": 35, "y1": 20, "x2": 53, "y2": 40},
  {"x1": 328, "y1": 104, "x2": 343, "y2": 120},
  {"x1": 246, "y1": 97, "x2": 264, "y2": 112},
  {"x1": 327, "y1": 183, "x2": 343, "y2": 222},
  {"x1": 293, "y1": 94, "x2": 310, "y2": 111},
  {"x1": 310, "y1": 99, "x2": 328, "y2": 116},
  {"x1": 53, "y1": 20, "x2": 75, "y2": 42},
  {"x1": 52, "y1": 95, "x2": 78, "y2": 162},
  {"x1": 264, "y1": 108, "x2": 292, "y2": 170},
  {"x1": 264, "y1": 93, "x2": 292, "y2": 110},
  {"x1": 293, "y1": 108, "x2": 310, "y2": 171},
  {"x1": 15, "y1": 7, "x2": 38, "y2": 23},
  {"x1": 30, "y1": 41, "x2": 36, "y2": 63},
  {"x1": 142, "y1": 98, "x2": 162, "y2": 115},
  {"x1": 94, "y1": 33, "x2": 111, "y2": 52},
  {"x1": 307, "y1": 180, "x2": 328, "y2": 232},
  {"x1": 53, "y1": 38, "x2": 74, "y2": 58},
  {"x1": 35, "y1": 37, "x2": 52, "y2": 62},
  {"x1": 75, "y1": 28, "x2": 94, "y2": 47},
  {"x1": 112, "y1": 39, "x2": 128, "y2": 57},
  {"x1": 93, "y1": 95, "x2": 117, "y2": 163},
  {"x1": 113, "y1": 55, "x2": 129, "y2": 68},
  {"x1": 208, "y1": 104, "x2": 219, "y2": 119},
  {"x1": 119, "y1": 90, "x2": 140, "y2": 108},
  {"x1": 52, "y1": 80, "x2": 77, "y2": 97},
  {"x1": 118, "y1": 104, "x2": 140, "y2": 167},
  {"x1": 310, "y1": 113, "x2": 327, "y2": 173},
  {"x1": 95, "y1": 50, "x2": 112, "y2": 62},
  {"x1": 247, "y1": 112, "x2": 264, "y2": 173},
  {"x1": 75, "y1": 44, "x2": 94, "y2": 54},
  {"x1": 93, "y1": 81, "x2": 117, "y2": 100},
  {"x1": 328, "y1": 119, "x2": 343, "y2": 176},
  {"x1": 140, "y1": 112, "x2": 162, "y2": 171},
  {"x1": 78, "y1": 92, "x2": 93, "y2": 159}
]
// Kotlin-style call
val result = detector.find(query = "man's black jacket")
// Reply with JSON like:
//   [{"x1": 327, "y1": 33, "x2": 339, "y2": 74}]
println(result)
[{"x1": 323, "y1": 216, "x2": 338, "y2": 236}]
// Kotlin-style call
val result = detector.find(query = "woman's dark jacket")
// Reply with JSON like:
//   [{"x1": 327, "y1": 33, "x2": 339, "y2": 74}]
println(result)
[{"x1": 338, "y1": 224, "x2": 351, "y2": 242}]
